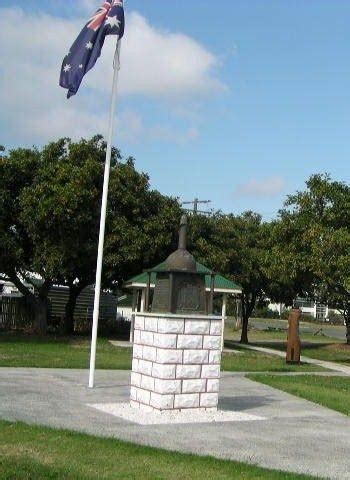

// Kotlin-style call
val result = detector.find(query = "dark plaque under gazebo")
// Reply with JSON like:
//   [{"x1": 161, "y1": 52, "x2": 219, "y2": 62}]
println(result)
[{"x1": 152, "y1": 215, "x2": 208, "y2": 315}]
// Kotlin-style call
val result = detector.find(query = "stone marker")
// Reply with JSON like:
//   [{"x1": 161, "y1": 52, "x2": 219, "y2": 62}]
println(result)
[
  {"x1": 286, "y1": 308, "x2": 301, "y2": 364},
  {"x1": 130, "y1": 215, "x2": 223, "y2": 412}
]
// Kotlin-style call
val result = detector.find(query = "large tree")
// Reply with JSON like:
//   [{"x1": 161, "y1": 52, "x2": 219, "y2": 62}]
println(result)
[
  {"x1": 17, "y1": 136, "x2": 181, "y2": 334},
  {"x1": 189, "y1": 212, "x2": 281, "y2": 343},
  {"x1": 275, "y1": 174, "x2": 350, "y2": 343},
  {"x1": 17, "y1": 136, "x2": 108, "y2": 333},
  {"x1": 0, "y1": 146, "x2": 52, "y2": 333}
]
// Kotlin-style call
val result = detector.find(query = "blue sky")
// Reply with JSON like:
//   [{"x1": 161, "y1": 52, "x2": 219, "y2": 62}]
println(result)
[{"x1": 0, "y1": 0, "x2": 349, "y2": 218}]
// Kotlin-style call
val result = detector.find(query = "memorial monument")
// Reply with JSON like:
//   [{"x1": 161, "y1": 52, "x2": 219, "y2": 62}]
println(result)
[{"x1": 130, "y1": 215, "x2": 223, "y2": 412}]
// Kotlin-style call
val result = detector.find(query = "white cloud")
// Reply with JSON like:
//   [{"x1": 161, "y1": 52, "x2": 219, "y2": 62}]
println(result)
[
  {"x1": 79, "y1": 0, "x2": 98, "y2": 12},
  {"x1": 234, "y1": 176, "x2": 286, "y2": 198},
  {"x1": 0, "y1": 7, "x2": 225, "y2": 145},
  {"x1": 116, "y1": 110, "x2": 199, "y2": 145},
  {"x1": 119, "y1": 12, "x2": 225, "y2": 97}
]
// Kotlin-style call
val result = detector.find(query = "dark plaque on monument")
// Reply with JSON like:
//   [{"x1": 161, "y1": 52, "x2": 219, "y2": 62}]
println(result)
[
  {"x1": 173, "y1": 274, "x2": 206, "y2": 314},
  {"x1": 152, "y1": 274, "x2": 171, "y2": 312},
  {"x1": 151, "y1": 215, "x2": 210, "y2": 315}
]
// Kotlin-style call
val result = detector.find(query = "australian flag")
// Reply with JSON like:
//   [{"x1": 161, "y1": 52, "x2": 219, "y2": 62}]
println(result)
[{"x1": 59, "y1": 1, "x2": 125, "y2": 98}]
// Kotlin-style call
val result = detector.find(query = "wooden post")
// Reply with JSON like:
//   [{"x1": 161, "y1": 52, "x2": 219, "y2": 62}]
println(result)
[{"x1": 286, "y1": 308, "x2": 301, "y2": 364}]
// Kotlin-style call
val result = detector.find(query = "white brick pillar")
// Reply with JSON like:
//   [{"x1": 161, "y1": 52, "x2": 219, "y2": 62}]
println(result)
[{"x1": 130, "y1": 313, "x2": 223, "y2": 412}]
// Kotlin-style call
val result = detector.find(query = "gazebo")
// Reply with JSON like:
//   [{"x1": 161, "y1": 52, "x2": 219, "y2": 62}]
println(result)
[{"x1": 124, "y1": 260, "x2": 242, "y2": 349}]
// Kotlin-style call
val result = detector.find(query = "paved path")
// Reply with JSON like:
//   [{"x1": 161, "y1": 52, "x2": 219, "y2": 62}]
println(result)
[
  {"x1": 230, "y1": 343, "x2": 350, "y2": 375},
  {"x1": 0, "y1": 368, "x2": 349, "y2": 479}
]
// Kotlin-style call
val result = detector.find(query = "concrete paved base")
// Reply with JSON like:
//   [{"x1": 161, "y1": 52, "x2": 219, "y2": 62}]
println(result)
[
  {"x1": 0, "y1": 368, "x2": 349, "y2": 479},
  {"x1": 89, "y1": 402, "x2": 265, "y2": 425},
  {"x1": 109, "y1": 340, "x2": 131, "y2": 348}
]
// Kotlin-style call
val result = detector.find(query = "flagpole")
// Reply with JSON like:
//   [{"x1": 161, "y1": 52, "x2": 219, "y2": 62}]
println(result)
[{"x1": 88, "y1": 38, "x2": 122, "y2": 389}]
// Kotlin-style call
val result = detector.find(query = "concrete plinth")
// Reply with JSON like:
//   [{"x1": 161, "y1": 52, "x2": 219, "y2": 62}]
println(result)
[{"x1": 130, "y1": 312, "x2": 223, "y2": 412}]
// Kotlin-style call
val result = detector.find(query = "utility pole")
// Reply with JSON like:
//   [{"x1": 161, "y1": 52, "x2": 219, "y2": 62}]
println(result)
[{"x1": 182, "y1": 198, "x2": 211, "y2": 215}]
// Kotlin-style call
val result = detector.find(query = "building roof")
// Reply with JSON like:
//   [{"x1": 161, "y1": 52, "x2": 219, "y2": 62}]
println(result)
[{"x1": 124, "y1": 261, "x2": 242, "y2": 294}]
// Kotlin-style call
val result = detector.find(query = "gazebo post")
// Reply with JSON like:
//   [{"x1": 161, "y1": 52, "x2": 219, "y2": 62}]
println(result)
[
  {"x1": 221, "y1": 293, "x2": 228, "y2": 351},
  {"x1": 145, "y1": 271, "x2": 151, "y2": 311},
  {"x1": 140, "y1": 289, "x2": 146, "y2": 312},
  {"x1": 209, "y1": 274, "x2": 215, "y2": 314},
  {"x1": 129, "y1": 289, "x2": 137, "y2": 343},
  {"x1": 235, "y1": 296, "x2": 241, "y2": 329}
]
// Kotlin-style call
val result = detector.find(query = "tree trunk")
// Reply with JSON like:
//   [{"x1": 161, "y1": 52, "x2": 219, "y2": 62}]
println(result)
[
  {"x1": 8, "y1": 272, "x2": 51, "y2": 335},
  {"x1": 63, "y1": 295, "x2": 76, "y2": 335},
  {"x1": 240, "y1": 313, "x2": 249, "y2": 344},
  {"x1": 28, "y1": 294, "x2": 48, "y2": 335},
  {"x1": 339, "y1": 308, "x2": 350, "y2": 345},
  {"x1": 239, "y1": 292, "x2": 257, "y2": 344},
  {"x1": 345, "y1": 318, "x2": 350, "y2": 345},
  {"x1": 63, "y1": 284, "x2": 85, "y2": 335}
]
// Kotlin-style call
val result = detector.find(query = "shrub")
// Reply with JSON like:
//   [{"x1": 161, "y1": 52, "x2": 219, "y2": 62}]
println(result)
[
  {"x1": 280, "y1": 308, "x2": 291, "y2": 320},
  {"x1": 100, "y1": 317, "x2": 131, "y2": 338},
  {"x1": 252, "y1": 306, "x2": 280, "y2": 319},
  {"x1": 73, "y1": 316, "x2": 131, "y2": 338},
  {"x1": 327, "y1": 311, "x2": 344, "y2": 325}
]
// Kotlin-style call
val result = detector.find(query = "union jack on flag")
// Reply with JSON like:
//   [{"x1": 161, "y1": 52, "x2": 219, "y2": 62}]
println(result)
[{"x1": 59, "y1": 0, "x2": 125, "y2": 98}]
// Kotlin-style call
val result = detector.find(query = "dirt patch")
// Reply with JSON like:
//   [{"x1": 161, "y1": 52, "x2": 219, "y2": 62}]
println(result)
[
  {"x1": 323, "y1": 343, "x2": 350, "y2": 353},
  {"x1": 69, "y1": 339, "x2": 90, "y2": 348}
]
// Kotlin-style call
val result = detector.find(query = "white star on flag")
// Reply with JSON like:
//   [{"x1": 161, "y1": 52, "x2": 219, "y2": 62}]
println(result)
[
  {"x1": 86, "y1": 41, "x2": 93, "y2": 50},
  {"x1": 63, "y1": 64, "x2": 71, "y2": 72},
  {"x1": 105, "y1": 16, "x2": 121, "y2": 29},
  {"x1": 79, "y1": 64, "x2": 83, "y2": 69}
]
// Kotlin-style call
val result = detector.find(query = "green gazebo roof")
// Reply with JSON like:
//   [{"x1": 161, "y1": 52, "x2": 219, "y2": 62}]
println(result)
[{"x1": 124, "y1": 261, "x2": 241, "y2": 294}]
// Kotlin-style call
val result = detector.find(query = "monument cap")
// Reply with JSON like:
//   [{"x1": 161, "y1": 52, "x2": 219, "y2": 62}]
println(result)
[{"x1": 165, "y1": 215, "x2": 197, "y2": 273}]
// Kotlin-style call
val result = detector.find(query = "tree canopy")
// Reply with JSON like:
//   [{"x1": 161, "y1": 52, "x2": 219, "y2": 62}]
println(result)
[
  {"x1": 273, "y1": 174, "x2": 350, "y2": 343},
  {"x1": 188, "y1": 212, "x2": 295, "y2": 343},
  {"x1": 0, "y1": 136, "x2": 181, "y2": 333},
  {"x1": 1, "y1": 138, "x2": 348, "y2": 345}
]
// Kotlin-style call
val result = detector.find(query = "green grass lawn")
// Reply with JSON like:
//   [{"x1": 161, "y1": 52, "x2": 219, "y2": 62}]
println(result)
[
  {"x1": 0, "y1": 420, "x2": 318, "y2": 480},
  {"x1": 0, "y1": 333, "x2": 324, "y2": 372},
  {"x1": 247, "y1": 374, "x2": 350, "y2": 416},
  {"x1": 300, "y1": 343, "x2": 350, "y2": 365},
  {"x1": 225, "y1": 321, "x2": 349, "y2": 366},
  {"x1": 221, "y1": 345, "x2": 322, "y2": 372},
  {"x1": 0, "y1": 333, "x2": 131, "y2": 370},
  {"x1": 225, "y1": 325, "x2": 341, "y2": 344},
  {"x1": 237, "y1": 339, "x2": 350, "y2": 366}
]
